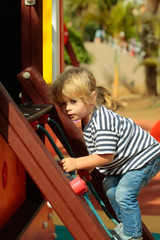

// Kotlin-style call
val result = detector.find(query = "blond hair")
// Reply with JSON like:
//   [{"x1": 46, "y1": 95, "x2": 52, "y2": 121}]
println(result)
[{"x1": 51, "y1": 66, "x2": 116, "y2": 111}]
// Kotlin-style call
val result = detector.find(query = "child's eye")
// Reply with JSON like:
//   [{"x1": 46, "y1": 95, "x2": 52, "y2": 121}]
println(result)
[
  {"x1": 71, "y1": 99, "x2": 77, "y2": 103},
  {"x1": 61, "y1": 102, "x2": 66, "y2": 106}
]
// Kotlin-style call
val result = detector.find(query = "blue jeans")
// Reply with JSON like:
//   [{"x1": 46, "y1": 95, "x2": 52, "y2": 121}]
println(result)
[{"x1": 102, "y1": 154, "x2": 160, "y2": 237}]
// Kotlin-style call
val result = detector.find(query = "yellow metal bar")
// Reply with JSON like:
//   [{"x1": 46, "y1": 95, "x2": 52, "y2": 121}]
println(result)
[{"x1": 42, "y1": 0, "x2": 52, "y2": 84}]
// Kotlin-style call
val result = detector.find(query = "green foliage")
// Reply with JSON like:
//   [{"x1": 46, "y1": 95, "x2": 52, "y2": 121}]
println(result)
[
  {"x1": 64, "y1": 26, "x2": 92, "y2": 65},
  {"x1": 96, "y1": 0, "x2": 118, "y2": 12},
  {"x1": 107, "y1": 1, "x2": 138, "y2": 40},
  {"x1": 64, "y1": 47, "x2": 71, "y2": 65},
  {"x1": 64, "y1": 0, "x2": 138, "y2": 42},
  {"x1": 83, "y1": 21, "x2": 99, "y2": 41}
]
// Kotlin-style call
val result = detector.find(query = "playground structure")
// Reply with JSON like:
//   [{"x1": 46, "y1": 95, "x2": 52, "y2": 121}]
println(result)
[{"x1": 0, "y1": 1, "x2": 158, "y2": 239}]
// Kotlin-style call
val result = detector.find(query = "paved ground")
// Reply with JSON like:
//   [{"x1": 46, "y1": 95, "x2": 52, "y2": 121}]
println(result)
[{"x1": 84, "y1": 42, "x2": 146, "y2": 95}]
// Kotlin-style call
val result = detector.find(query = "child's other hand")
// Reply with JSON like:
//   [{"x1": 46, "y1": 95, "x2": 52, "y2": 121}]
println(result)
[{"x1": 59, "y1": 157, "x2": 77, "y2": 172}]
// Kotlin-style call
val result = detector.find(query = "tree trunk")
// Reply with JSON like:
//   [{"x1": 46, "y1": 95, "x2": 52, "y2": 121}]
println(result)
[
  {"x1": 146, "y1": 0, "x2": 160, "y2": 13},
  {"x1": 145, "y1": 65, "x2": 157, "y2": 95}
]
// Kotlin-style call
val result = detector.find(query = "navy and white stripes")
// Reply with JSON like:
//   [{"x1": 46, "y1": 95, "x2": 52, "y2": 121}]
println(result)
[{"x1": 83, "y1": 106, "x2": 160, "y2": 175}]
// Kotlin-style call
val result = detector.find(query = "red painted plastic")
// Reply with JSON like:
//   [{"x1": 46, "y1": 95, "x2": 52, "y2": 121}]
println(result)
[
  {"x1": 69, "y1": 177, "x2": 88, "y2": 195},
  {"x1": 30, "y1": 120, "x2": 39, "y2": 131},
  {"x1": 150, "y1": 120, "x2": 160, "y2": 143},
  {"x1": 64, "y1": 23, "x2": 69, "y2": 45}
]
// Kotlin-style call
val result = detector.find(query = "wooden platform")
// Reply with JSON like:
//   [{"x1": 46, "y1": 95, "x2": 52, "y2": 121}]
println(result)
[{"x1": 18, "y1": 103, "x2": 54, "y2": 122}]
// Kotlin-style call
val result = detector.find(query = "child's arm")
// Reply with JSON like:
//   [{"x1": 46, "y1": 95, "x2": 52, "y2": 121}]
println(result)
[{"x1": 59, "y1": 153, "x2": 114, "y2": 173}]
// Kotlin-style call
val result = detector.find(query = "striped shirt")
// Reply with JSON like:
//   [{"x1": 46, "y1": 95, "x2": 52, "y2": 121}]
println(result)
[{"x1": 83, "y1": 105, "x2": 160, "y2": 175}]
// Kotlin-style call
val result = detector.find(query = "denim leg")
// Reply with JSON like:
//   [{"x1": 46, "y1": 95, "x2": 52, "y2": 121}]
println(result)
[
  {"x1": 102, "y1": 175, "x2": 122, "y2": 222},
  {"x1": 115, "y1": 155, "x2": 160, "y2": 237},
  {"x1": 102, "y1": 174, "x2": 142, "y2": 236},
  {"x1": 102, "y1": 155, "x2": 160, "y2": 237},
  {"x1": 115, "y1": 174, "x2": 142, "y2": 237}
]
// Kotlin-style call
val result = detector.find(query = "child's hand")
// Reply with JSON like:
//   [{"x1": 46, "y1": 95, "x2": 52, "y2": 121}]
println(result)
[{"x1": 59, "y1": 157, "x2": 77, "y2": 172}]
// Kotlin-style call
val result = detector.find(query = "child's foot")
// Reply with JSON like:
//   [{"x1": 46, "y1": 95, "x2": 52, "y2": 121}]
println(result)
[
  {"x1": 114, "y1": 223, "x2": 123, "y2": 235},
  {"x1": 110, "y1": 223, "x2": 124, "y2": 240},
  {"x1": 112, "y1": 223, "x2": 143, "y2": 240},
  {"x1": 120, "y1": 237, "x2": 143, "y2": 240}
]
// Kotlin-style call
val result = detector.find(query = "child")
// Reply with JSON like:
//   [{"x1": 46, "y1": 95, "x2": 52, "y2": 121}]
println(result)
[{"x1": 51, "y1": 66, "x2": 160, "y2": 240}]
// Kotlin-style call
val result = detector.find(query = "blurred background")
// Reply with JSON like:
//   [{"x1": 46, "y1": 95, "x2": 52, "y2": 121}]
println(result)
[{"x1": 63, "y1": 0, "x2": 160, "y2": 100}]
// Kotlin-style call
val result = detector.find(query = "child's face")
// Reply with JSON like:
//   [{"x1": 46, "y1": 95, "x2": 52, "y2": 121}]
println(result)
[{"x1": 60, "y1": 97, "x2": 94, "y2": 125}]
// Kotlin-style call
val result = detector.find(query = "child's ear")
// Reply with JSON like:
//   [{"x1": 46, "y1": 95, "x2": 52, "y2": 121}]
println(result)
[{"x1": 91, "y1": 91, "x2": 97, "y2": 104}]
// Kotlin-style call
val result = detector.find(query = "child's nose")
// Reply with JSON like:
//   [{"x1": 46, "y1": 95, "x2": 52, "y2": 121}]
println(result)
[{"x1": 66, "y1": 102, "x2": 71, "y2": 111}]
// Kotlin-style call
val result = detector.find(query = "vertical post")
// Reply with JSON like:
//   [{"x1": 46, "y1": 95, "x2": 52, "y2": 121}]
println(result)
[
  {"x1": 59, "y1": 0, "x2": 64, "y2": 73},
  {"x1": 42, "y1": 0, "x2": 52, "y2": 84},
  {"x1": 113, "y1": 47, "x2": 120, "y2": 99},
  {"x1": 52, "y1": 0, "x2": 60, "y2": 82},
  {"x1": 43, "y1": 0, "x2": 64, "y2": 84},
  {"x1": 21, "y1": 0, "x2": 42, "y2": 102}
]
